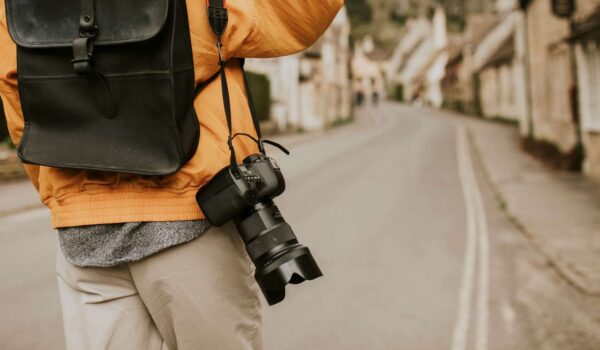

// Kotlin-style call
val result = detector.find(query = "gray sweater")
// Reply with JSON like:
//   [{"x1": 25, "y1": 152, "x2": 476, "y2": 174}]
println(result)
[{"x1": 58, "y1": 220, "x2": 211, "y2": 267}]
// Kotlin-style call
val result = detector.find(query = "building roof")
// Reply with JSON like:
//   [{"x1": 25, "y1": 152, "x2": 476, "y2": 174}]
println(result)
[
  {"x1": 304, "y1": 38, "x2": 323, "y2": 59},
  {"x1": 481, "y1": 34, "x2": 515, "y2": 70},
  {"x1": 414, "y1": 47, "x2": 446, "y2": 81},
  {"x1": 570, "y1": 5, "x2": 600, "y2": 41},
  {"x1": 365, "y1": 46, "x2": 395, "y2": 61},
  {"x1": 446, "y1": 35, "x2": 464, "y2": 67},
  {"x1": 364, "y1": 28, "x2": 409, "y2": 62},
  {"x1": 464, "y1": 14, "x2": 502, "y2": 48},
  {"x1": 395, "y1": 36, "x2": 427, "y2": 75}
]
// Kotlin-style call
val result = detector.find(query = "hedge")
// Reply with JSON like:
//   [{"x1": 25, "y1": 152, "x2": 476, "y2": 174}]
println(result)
[{"x1": 245, "y1": 71, "x2": 271, "y2": 122}]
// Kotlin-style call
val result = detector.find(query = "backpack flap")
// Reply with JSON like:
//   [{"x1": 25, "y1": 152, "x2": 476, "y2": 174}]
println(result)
[
  {"x1": 5, "y1": 0, "x2": 169, "y2": 48},
  {"x1": 4, "y1": 0, "x2": 199, "y2": 176}
]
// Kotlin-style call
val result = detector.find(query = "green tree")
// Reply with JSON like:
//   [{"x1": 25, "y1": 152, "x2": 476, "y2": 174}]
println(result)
[{"x1": 345, "y1": 0, "x2": 373, "y2": 39}]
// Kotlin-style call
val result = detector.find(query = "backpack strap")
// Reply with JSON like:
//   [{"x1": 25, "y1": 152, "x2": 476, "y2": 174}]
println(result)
[{"x1": 206, "y1": 0, "x2": 228, "y2": 42}]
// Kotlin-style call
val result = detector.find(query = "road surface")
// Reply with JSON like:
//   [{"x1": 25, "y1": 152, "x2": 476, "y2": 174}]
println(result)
[{"x1": 1, "y1": 103, "x2": 599, "y2": 349}]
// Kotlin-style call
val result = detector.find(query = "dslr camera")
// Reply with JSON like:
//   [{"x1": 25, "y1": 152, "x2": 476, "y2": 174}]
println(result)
[{"x1": 196, "y1": 154, "x2": 322, "y2": 305}]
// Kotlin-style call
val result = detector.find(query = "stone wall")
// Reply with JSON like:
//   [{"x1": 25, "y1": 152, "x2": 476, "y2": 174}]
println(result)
[{"x1": 479, "y1": 63, "x2": 521, "y2": 121}]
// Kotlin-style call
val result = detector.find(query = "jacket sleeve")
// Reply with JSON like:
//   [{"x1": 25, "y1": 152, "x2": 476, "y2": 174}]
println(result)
[
  {"x1": 0, "y1": 3, "x2": 41, "y2": 191},
  {"x1": 227, "y1": 0, "x2": 345, "y2": 59}
]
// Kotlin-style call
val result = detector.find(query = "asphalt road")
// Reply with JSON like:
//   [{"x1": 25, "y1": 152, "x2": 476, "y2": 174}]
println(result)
[{"x1": 1, "y1": 103, "x2": 600, "y2": 350}]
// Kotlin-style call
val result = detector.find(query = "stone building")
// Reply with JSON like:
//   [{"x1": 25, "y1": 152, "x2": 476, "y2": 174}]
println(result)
[
  {"x1": 384, "y1": 18, "x2": 429, "y2": 100},
  {"x1": 521, "y1": 0, "x2": 580, "y2": 160},
  {"x1": 386, "y1": 6, "x2": 449, "y2": 107},
  {"x1": 351, "y1": 36, "x2": 388, "y2": 107},
  {"x1": 478, "y1": 35, "x2": 520, "y2": 121},
  {"x1": 245, "y1": 8, "x2": 351, "y2": 132},
  {"x1": 394, "y1": 0, "x2": 496, "y2": 17},
  {"x1": 300, "y1": 11, "x2": 353, "y2": 130},
  {"x1": 472, "y1": 2, "x2": 529, "y2": 127},
  {"x1": 517, "y1": 0, "x2": 600, "y2": 178},
  {"x1": 441, "y1": 37, "x2": 464, "y2": 110},
  {"x1": 441, "y1": 13, "x2": 501, "y2": 115},
  {"x1": 439, "y1": 0, "x2": 600, "y2": 179}
]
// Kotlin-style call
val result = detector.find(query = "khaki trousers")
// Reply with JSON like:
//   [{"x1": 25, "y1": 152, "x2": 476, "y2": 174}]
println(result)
[{"x1": 56, "y1": 223, "x2": 263, "y2": 350}]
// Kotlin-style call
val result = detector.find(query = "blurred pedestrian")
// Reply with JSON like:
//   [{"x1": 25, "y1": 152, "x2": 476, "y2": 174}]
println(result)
[
  {"x1": 356, "y1": 90, "x2": 365, "y2": 106},
  {"x1": 372, "y1": 91, "x2": 380, "y2": 107}
]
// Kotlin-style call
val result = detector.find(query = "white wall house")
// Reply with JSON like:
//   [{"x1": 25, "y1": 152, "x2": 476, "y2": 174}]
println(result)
[
  {"x1": 351, "y1": 36, "x2": 387, "y2": 107},
  {"x1": 384, "y1": 18, "x2": 430, "y2": 86},
  {"x1": 388, "y1": 6, "x2": 449, "y2": 107},
  {"x1": 245, "y1": 8, "x2": 351, "y2": 132},
  {"x1": 473, "y1": 8, "x2": 529, "y2": 129}
]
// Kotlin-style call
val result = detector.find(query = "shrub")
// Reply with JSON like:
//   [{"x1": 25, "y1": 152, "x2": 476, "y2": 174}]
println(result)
[
  {"x1": 392, "y1": 84, "x2": 404, "y2": 102},
  {"x1": 522, "y1": 137, "x2": 584, "y2": 172},
  {"x1": 345, "y1": 0, "x2": 373, "y2": 39},
  {"x1": 245, "y1": 71, "x2": 271, "y2": 122}
]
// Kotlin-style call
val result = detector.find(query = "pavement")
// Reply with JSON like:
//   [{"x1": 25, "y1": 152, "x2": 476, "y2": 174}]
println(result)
[
  {"x1": 459, "y1": 113, "x2": 600, "y2": 296},
  {"x1": 0, "y1": 179, "x2": 42, "y2": 217},
  {"x1": 1, "y1": 103, "x2": 600, "y2": 349}
]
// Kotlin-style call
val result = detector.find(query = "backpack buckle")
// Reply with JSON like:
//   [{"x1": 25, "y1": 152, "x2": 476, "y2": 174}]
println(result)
[
  {"x1": 72, "y1": 36, "x2": 95, "y2": 75},
  {"x1": 73, "y1": 0, "x2": 97, "y2": 74}
]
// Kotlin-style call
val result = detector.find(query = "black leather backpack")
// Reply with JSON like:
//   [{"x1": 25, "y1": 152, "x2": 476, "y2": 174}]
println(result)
[{"x1": 4, "y1": 0, "x2": 199, "y2": 175}]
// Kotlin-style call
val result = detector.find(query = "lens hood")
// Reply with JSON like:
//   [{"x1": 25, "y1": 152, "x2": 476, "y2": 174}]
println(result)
[{"x1": 255, "y1": 246, "x2": 323, "y2": 305}]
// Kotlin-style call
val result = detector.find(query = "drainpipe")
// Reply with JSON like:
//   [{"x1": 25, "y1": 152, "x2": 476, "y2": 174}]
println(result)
[
  {"x1": 568, "y1": 15, "x2": 585, "y2": 166},
  {"x1": 519, "y1": 1, "x2": 535, "y2": 138},
  {"x1": 550, "y1": 0, "x2": 585, "y2": 170}
]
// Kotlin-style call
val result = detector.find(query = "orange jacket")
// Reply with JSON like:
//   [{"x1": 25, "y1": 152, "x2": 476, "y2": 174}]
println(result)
[{"x1": 0, "y1": 0, "x2": 344, "y2": 228}]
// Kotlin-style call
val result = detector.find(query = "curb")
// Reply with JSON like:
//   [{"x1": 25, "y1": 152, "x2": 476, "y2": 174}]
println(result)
[{"x1": 465, "y1": 126, "x2": 600, "y2": 297}]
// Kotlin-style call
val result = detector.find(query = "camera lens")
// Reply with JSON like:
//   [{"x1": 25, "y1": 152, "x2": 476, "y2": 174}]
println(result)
[{"x1": 235, "y1": 201, "x2": 323, "y2": 305}]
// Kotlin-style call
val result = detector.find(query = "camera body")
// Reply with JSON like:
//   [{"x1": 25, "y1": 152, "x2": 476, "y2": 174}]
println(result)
[
  {"x1": 196, "y1": 154, "x2": 322, "y2": 305},
  {"x1": 196, "y1": 154, "x2": 285, "y2": 226}
]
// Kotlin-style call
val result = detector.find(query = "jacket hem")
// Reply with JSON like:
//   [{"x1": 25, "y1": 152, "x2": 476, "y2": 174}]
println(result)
[{"x1": 48, "y1": 189, "x2": 204, "y2": 229}]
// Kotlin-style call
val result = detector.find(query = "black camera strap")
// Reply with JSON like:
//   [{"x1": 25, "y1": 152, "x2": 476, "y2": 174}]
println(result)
[{"x1": 205, "y1": 0, "x2": 288, "y2": 173}]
